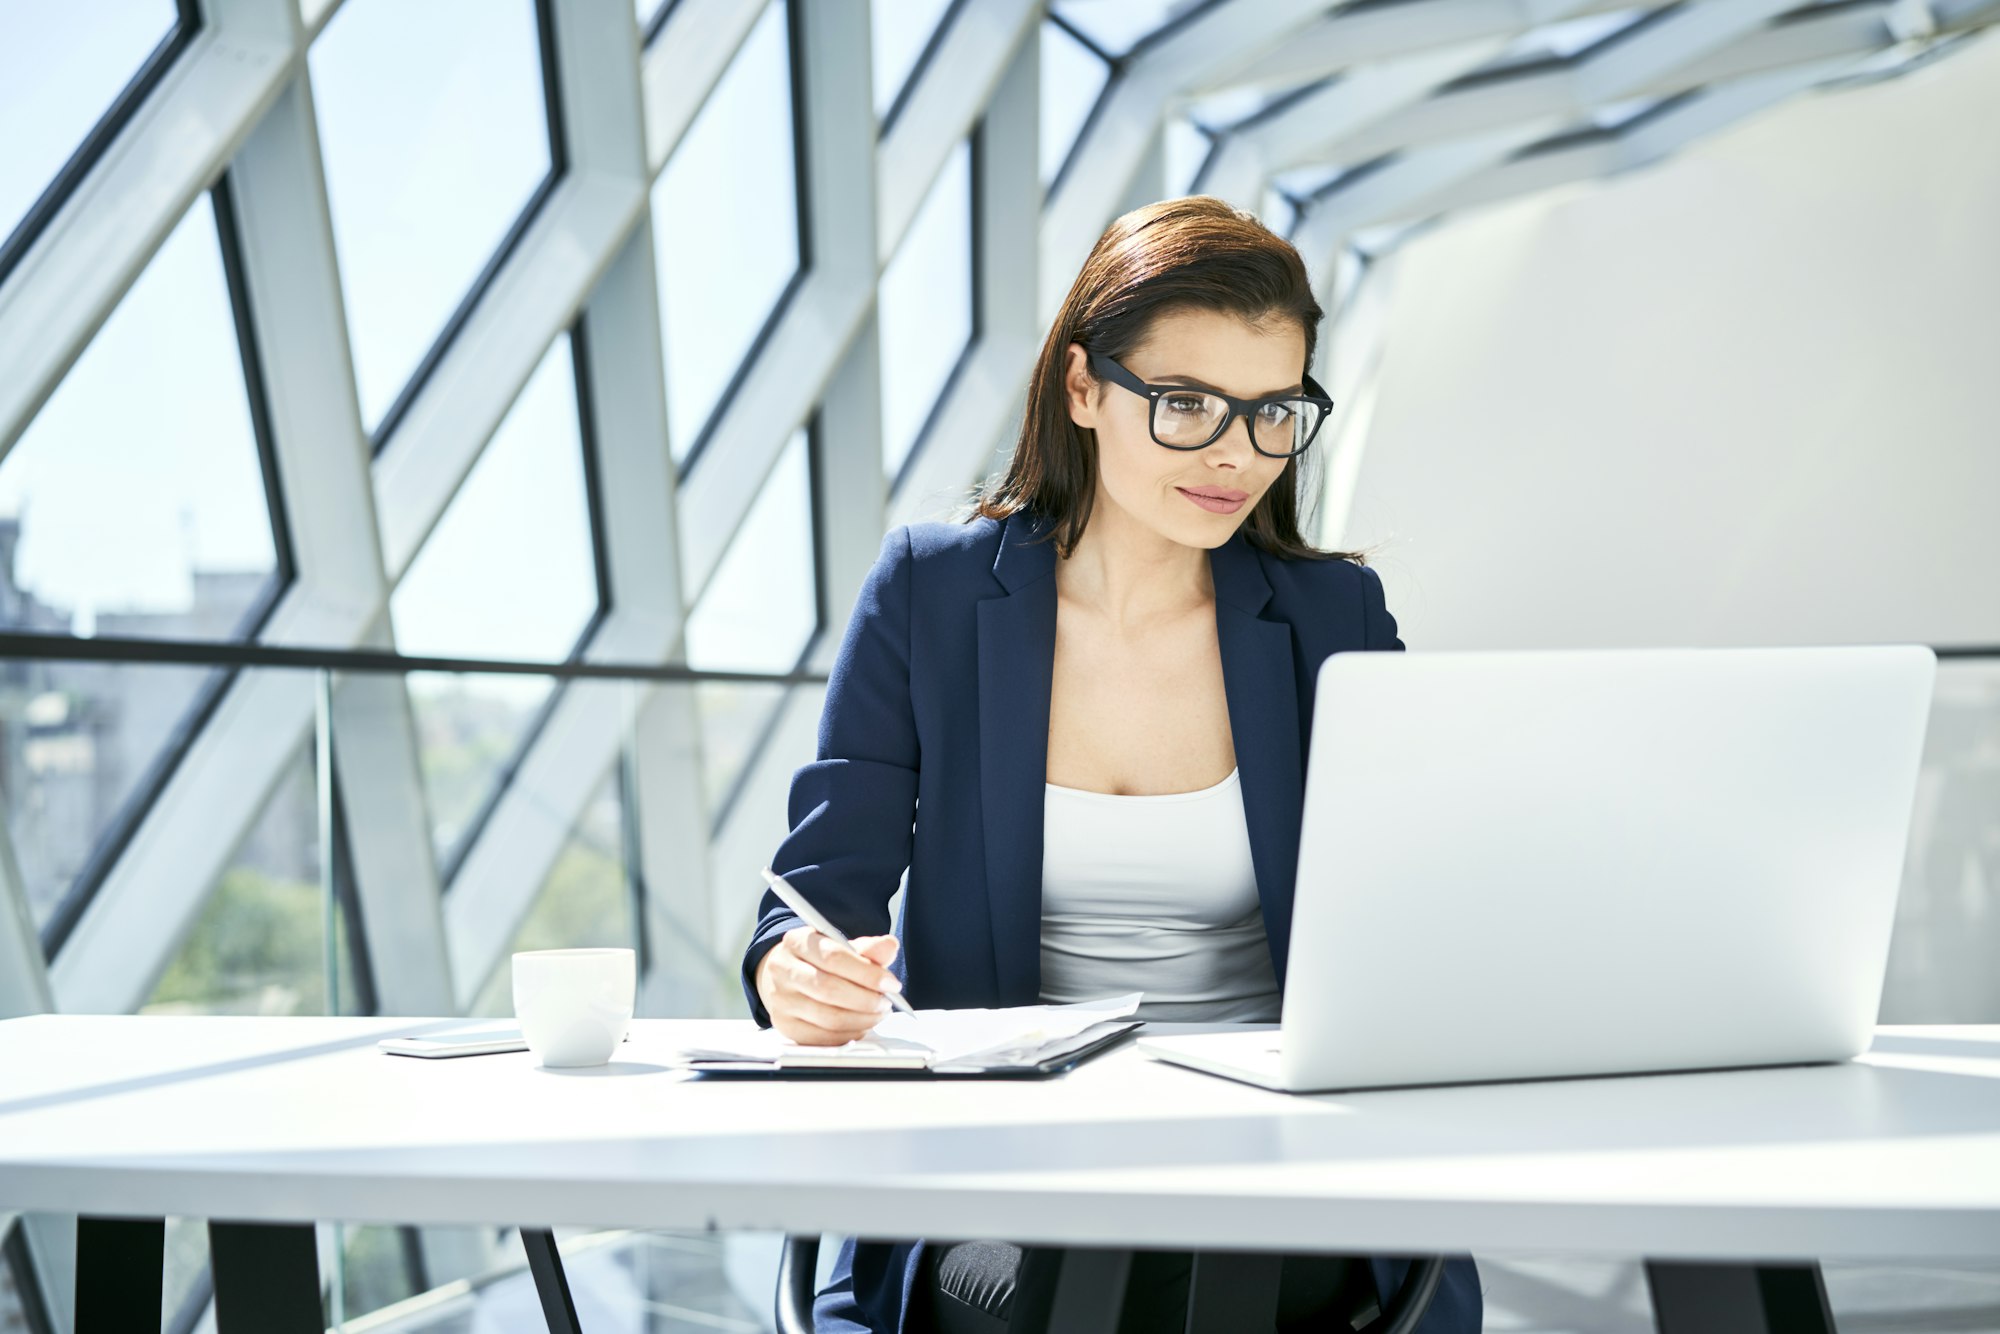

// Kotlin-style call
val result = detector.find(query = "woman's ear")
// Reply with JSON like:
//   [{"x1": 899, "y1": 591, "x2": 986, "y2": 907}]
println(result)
[{"x1": 1062, "y1": 342, "x2": 1099, "y2": 429}]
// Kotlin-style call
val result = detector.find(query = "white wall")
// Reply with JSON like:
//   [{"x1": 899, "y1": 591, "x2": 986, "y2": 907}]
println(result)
[
  {"x1": 1338, "y1": 32, "x2": 2000, "y2": 654},
  {"x1": 1334, "y1": 32, "x2": 2000, "y2": 1022}
]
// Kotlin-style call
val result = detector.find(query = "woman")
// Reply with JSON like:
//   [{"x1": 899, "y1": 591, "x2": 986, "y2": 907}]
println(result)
[{"x1": 741, "y1": 196, "x2": 1480, "y2": 1332}]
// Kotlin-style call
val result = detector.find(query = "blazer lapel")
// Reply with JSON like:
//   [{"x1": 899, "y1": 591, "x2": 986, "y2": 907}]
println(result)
[
  {"x1": 1209, "y1": 536, "x2": 1304, "y2": 990},
  {"x1": 976, "y1": 512, "x2": 1059, "y2": 1005}
]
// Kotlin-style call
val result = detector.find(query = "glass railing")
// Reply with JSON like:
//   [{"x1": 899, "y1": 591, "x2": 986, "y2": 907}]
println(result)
[
  {"x1": 0, "y1": 633, "x2": 826, "y2": 1333},
  {"x1": 1879, "y1": 652, "x2": 2000, "y2": 1024}
]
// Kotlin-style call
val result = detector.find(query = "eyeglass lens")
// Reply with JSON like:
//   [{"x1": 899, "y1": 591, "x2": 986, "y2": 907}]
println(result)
[{"x1": 1153, "y1": 391, "x2": 1324, "y2": 455}]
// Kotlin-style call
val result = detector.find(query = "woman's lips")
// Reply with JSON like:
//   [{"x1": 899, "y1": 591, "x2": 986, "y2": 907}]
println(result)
[{"x1": 1177, "y1": 486, "x2": 1248, "y2": 515}]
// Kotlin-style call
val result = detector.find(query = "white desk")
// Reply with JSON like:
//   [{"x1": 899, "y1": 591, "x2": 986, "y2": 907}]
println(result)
[{"x1": 2, "y1": 1015, "x2": 1996, "y2": 1332}]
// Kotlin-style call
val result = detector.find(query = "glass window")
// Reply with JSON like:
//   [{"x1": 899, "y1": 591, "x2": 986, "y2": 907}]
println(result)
[
  {"x1": 337, "y1": 1225, "x2": 423, "y2": 1324},
  {"x1": 469, "y1": 768, "x2": 632, "y2": 1015},
  {"x1": 0, "y1": 197, "x2": 278, "y2": 639},
  {"x1": 1260, "y1": 187, "x2": 1299, "y2": 238},
  {"x1": 145, "y1": 738, "x2": 336, "y2": 1016},
  {"x1": 311, "y1": 0, "x2": 555, "y2": 436},
  {"x1": 870, "y1": 0, "x2": 957, "y2": 126},
  {"x1": 1164, "y1": 117, "x2": 1213, "y2": 195},
  {"x1": 651, "y1": 0, "x2": 802, "y2": 467},
  {"x1": 390, "y1": 334, "x2": 598, "y2": 665},
  {"x1": 683, "y1": 431, "x2": 816, "y2": 812},
  {"x1": 391, "y1": 333, "x2": 598, "y2": 864},
  {"x1": 0, "y1": 193, "x2": 283, "y2": 932},
  {"x1": 407, "y1": 671, "x2": 558, "y2": 869},
  {"x1": 1040, "y1": 20, "x2": 1110, "y2": 190},
  {"x1": 0, "y1": 1239, "x2": 33, "y2": 1330},
  {"x1": 1187, "y1": 76, "x2": 1330, "y2": 135},
  {"x1": 878, "y1": 138, "x2": 974, "y2": 480},
  {"x1": 0, "y1": 0, "x2": 182, "y2": 266}
]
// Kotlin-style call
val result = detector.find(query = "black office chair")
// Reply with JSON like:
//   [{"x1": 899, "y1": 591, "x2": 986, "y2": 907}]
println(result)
[{"x1": 775, "y1": 1235, "x2": 1443, "y2": 1334}]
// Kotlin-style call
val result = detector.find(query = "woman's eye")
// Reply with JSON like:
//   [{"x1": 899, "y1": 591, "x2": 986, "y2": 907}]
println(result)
[
  {"x1": 1257, "y1": 402, "x2": 1294, "y2": 425},
  {"x1": 1163, "y1": 395, "x2": 1208, "y2": 416}
]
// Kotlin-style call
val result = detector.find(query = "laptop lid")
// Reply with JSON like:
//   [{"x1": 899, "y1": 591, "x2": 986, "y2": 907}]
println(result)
[{"x1": 1280, "y1": 645, "x2": 1935, "y2": 1091}]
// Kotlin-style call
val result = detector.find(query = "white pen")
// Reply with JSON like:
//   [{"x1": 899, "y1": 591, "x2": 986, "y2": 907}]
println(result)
[{"x1": 761, "y1": 867, "x2": 917, "y2": 1015}]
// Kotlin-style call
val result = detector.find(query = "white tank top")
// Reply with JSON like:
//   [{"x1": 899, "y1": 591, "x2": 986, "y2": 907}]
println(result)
[{"x1": 1038, "y1": 767, "x2": 1283, "y2": 1023}]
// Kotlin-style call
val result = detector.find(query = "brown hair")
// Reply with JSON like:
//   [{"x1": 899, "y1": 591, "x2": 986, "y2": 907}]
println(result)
[{"x1": 973, "y1": 195, "x2": 1358, "y2": 562}]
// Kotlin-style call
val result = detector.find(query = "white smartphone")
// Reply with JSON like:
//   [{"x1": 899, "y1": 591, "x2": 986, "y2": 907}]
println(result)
[{"x1": 378, "y1": 1029, "x2": 529, "y2": 1059}]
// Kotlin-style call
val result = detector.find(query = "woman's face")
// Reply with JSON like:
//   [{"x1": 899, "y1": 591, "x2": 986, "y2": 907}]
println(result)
[{"x1": 1064, "y1": 307, "x2": 1303, "y2": 550}]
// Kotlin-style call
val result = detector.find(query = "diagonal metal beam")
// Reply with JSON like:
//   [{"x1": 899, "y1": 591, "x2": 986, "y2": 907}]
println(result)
[
  {"x1": 0, "y1": 19, "x2": 295, "y2": 462},
  {"x1": 1276, "y1": 2, "x2": 1916, "y2": 168},
  {"x1": 641, "y1": 0, "x2": 770, "y2": 179},
  {"x1": 1038, "y1": 0, "x2": 1337, "y2": 324},
  {"x1": 1192, "y1": 0, "x2": 1644, "y2": 95},
  {"x1": 674, "y1": 0, "x2": 879, "y2": 608},
  {"x1": 1293, "y1": 0, "x2": 1840, "y2": 284},
  {"x1": 1197, "y1": 36, "x2": 1546, "y2": 208},
  {"x1": 892, "y1": 18, "x2": 1042, "y2": 528},
  {"x1": 371, "y1": 172, "x2": 645, "y2": 584},
  {"x1": 445, "y1": 0, "x2": 883, "y2": 1005},
  {"x1": 876, "y1": 0, "x2": 1039, "y2": 267}
]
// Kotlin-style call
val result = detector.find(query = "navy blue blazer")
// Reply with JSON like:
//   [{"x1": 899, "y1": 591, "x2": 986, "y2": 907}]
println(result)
[{"x1": 741, "y1": 510, "x2": 1480, "y2": 1334}]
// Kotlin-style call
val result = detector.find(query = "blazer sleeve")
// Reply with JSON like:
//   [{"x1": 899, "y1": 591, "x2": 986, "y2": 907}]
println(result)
[
  {"x1": 739, "y1": 526, "x2": 921, "y2": 1027},
  {"x1": 1359, "y1": 562, "x2": 1406, "y2": 652}
]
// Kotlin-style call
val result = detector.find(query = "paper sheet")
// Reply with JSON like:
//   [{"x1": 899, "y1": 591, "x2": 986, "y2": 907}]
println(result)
[{"x1": 676, "y1": 993, "x2": 1142, "y2": 1066}]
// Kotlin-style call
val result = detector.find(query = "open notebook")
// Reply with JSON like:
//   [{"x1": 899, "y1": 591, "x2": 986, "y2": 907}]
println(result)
[{"x1": 676, "y1": 993, "x2": 1143, "y2": 1076}]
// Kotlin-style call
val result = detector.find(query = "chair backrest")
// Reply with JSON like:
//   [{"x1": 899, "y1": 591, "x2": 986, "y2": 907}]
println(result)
[
  {"x1": 774, "y1": 1235, "x2": 819, "y2": 1334},
  {"x1": 771, "y1": 1235, "x2": 1441, "y2": 1333}
]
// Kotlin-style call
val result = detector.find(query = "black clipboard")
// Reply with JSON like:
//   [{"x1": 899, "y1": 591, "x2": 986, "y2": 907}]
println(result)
[{"x1": 682, "y1": 1020, "x2": 1144, "y2": 1079}]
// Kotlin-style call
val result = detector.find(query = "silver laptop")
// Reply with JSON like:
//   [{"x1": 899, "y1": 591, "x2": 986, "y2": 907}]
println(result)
[{"x1": 1138, "y1": 646, "x2": 1936, "y2": 1093}]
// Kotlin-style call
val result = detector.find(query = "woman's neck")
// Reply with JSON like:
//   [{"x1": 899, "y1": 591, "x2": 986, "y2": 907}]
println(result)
[{"x1": 1056, "y1": 494, "x2": 1214, "y2": 630}]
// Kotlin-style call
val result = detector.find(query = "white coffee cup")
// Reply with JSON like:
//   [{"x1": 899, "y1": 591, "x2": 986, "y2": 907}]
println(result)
[{"x1": 512, "y1": 948, "x2": 636, "y2": 1068}]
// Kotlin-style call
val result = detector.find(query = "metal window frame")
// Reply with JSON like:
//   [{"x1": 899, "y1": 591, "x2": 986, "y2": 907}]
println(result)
[
  {"x1": 704, "y1": 414, "x2": 831, "y2": 838},
  {"x1": 673, "y1": 0, "x2": 816, "y2": 481},
  {"x1": 0, "y1": 0, "x2": 204, "y2": 291},
  {"x1": 887, "y1": 125, "x2": 985, "y2": 497},
  {"x1": 426, "y1": 318, "x2": 618, "y2": 893},
  {"x1": 876, "y1": 0, "x2": 973, "y2": 139},
  {"x1": 38, "y1": 179, "x2": 299, "y2": 963},
  {"x1": 1050, "y1": 0, "x2": 1234, "y2": 63},
  {"x1": 1041, "y1": 16, "x2": 1118, "y2": 202},
  {"x1": 364, "y1": 0, "x2": 572, "y2": 453},
  {"x1": 640, "y1": 0, "x2": 687, "y2": 49}
]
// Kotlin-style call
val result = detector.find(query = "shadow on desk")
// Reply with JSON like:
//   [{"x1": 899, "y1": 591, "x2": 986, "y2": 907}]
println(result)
[{"x1": 0, "y1": 1018, "x2": 471, "y2": 1119}]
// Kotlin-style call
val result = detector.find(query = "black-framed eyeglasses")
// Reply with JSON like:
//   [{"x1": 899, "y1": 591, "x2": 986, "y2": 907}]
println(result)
[{"x1": 1086, "y1": 347, "x2": 1334, "y2": 459}]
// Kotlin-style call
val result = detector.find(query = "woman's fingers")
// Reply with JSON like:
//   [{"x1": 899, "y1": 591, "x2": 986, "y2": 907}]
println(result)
[
  {"x1": 759, "y1": 926, "x2": 904, "y2": 1045},
  {"x1": 799, "y1": 930, "x2": 904, "y2": 999},
  {"x1": 791, "y1": 952, "x2": 894, "y2": 1016},
  {"x1": 854, "y1": 934, "x2": 899, "y2": 966},
  {"x1": 793, "y1": 993, "x2": 883, "y2": 1037},
  {"x1": 773, "y1": 930, "x2": 889, "y2": 1014}
]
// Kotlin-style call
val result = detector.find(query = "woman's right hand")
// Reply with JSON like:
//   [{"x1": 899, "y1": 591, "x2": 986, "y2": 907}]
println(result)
[{"x1": 755, "y1": 925, "x2": 903, "y2": 1045}]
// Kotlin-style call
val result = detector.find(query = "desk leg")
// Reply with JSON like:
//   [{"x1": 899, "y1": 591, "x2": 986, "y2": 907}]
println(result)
[
  {"x1": 522, "y1": 1228, "x2": 583, "y2": 1334},
  {"x1": 209, "y1": 1221, "x2": 323, "y2": 1334},
  {"x1": 1645, "y1": 1261, "x2": 1835, "y2": 1334},
  {"x1": 75, "y1": 1216, "x2": 163, "y2": 1334},
  {"x1": 1186, "y1": 1252, "x2": 1283, "y2": 1333}
]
